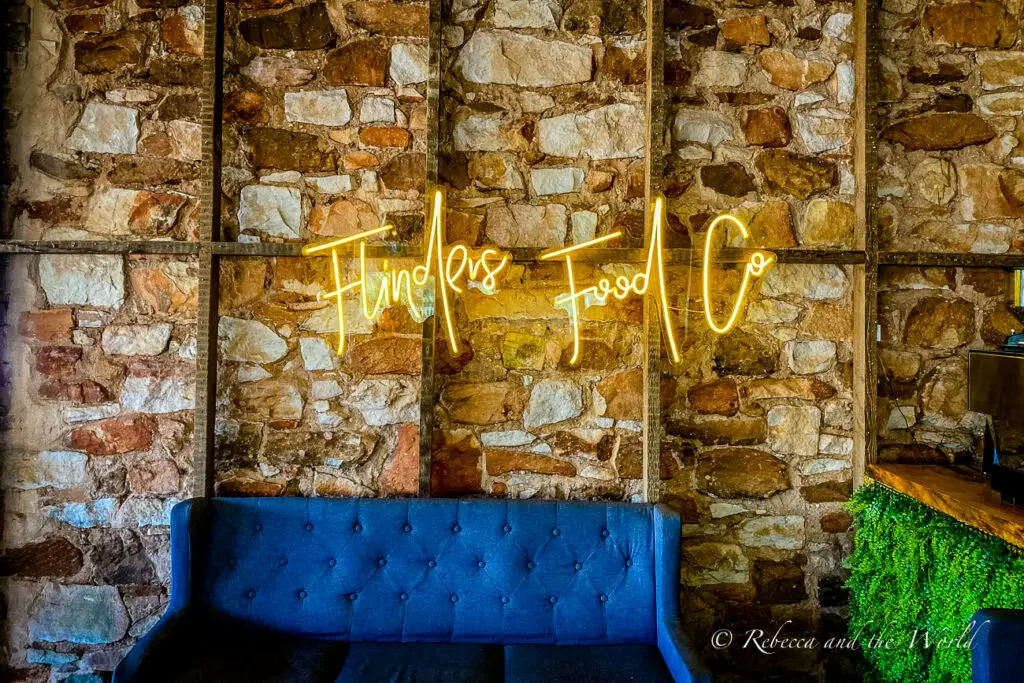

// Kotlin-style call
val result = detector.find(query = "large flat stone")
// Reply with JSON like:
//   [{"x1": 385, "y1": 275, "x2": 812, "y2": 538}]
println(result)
[
  {"x1": 30, "y1": 584, "x2": 129, "y2": 645},
  {"x1": 39, "y1": 255, "x2": 125, "y2": 309},
  {"x1": 537, "y1": 104, "x2": 644, "y2": 159},
  {"x1": 238, "y1": 185, "x2": 302, "y2": 238},
  {"x1": 455, "y1": 30, "x2": 591, "y2": 87},
  {"x1": 66, "y1": 103, "x2": 139, "y2": 154}
]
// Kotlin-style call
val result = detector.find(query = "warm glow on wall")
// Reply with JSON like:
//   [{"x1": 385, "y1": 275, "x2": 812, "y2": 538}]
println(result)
[
  {"x1": 302, "y1": 189, "x2": 510, "y2": 354},
  {"x1": 540, "y1": 195, "x2": 775, "y2": 365}
]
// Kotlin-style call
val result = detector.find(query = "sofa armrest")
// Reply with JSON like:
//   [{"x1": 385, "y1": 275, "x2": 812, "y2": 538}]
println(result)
[
  {"x1": 112, "y1": 609, "x2": 195, "y2": 683},
  {"x1": 659, "y1": 616, "x2": 713, "y2": 683},
  {"x1": 167, "y1": 497, "x2": 209, "y2": 611},
  {"x1": 654, "y1": 504, "x2": 712, "y2": 683},
  {"x1": 972, "y1": 608, "x2": 1024, "y2": 683}
]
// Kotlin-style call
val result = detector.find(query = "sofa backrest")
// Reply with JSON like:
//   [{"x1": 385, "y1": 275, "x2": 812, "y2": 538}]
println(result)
[{"x1": 188, "y1": 497, "x2": 673, "y2": 645}]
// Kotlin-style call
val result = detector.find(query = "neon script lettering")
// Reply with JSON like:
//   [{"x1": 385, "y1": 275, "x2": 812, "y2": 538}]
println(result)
[
  {"x1": 540, "y1": 195, "x2": 776, "y2": 365},
  {"x1": 302, "y1": 190, "x2": 510, "y2": 354}
]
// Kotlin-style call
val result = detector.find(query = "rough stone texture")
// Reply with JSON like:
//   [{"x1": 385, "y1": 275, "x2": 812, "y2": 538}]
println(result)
[
  {"x1": 2, "y1": 253, "x2": 196, "y2": 677},
  {"x1": 878, "y1": 267, "x2": 1023, "y2": 465},
  {"x1": 879, "y1": 0, "x2": 1023, "y2": 253}
]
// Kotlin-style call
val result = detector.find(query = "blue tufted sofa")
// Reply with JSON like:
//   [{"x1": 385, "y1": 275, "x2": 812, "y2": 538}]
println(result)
[
  {"x1": 114, "y1": 497, "x2": 710, "y2": 683},
  {"x1": 972, "y1": 608, "x2": 1024, "y2": 683}
]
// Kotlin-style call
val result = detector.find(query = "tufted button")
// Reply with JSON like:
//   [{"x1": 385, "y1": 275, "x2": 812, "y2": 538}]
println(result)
[
  {"x1": 229, "y1": 557, "x2": 238, "y2": 567},
  {"x1": 527, "y1": 561, "x2": 536, "y2": 570},
  {"x1": 349, "y1": 592, "x2": 358, "y2": 601},
  {"x1": 503, "y1": 524, "x2": 512, "y2": 533},
  {"x1": 353, "y1": 523, "x2": 363, "y2": 533},
  {"x1": 599, "y1": 594, "x2": 608, "y2": 603},
  {"x1": 552, "y1": 528, "x2": 560, "y2": 537},
  {"x1": 298, "y1": 590, "x2": 307, "y2": 599},
  {"x1": 549, "y1": 596, "x2": 558, "y2": 605},
  {"x1": 452, "y1": 524, "x2": 462, "y2": 533},
  {"x1": 403, "y1": 523, "x2": 412, "y2": 533},
  {"x1": 247, "y1": 589, "x2": 257, "y2": 599},
  {"x1": 427, "y1": 559, "x2": 436, "y2": 568},
  {"x1": 501, "y1": 596, "x2": 510, "y2": 605},
  {"x1": 328, "y1": 558, "x2": 337, "y2": 568},
  {"x1": 255, "y1": 523, "x2": 263, "y2": 532},
  {"x1": 477, "y1": 560, "x2": 486, "y2": 568},
  {"x1": 280, "y1": 558, "x2": 288, "y2": 567},
  {"x1": 625, "y1": 559, "x2": 633, "y2": 568},
  {"x1": 574, "y1": 562, "x2": 583, "y2": 571},
  {"x1": 601, "y1": 529, "x2": 609, "y2": 538},
  {"x1": 378, "y1": 558, "x2": 387, "y2": 567},
  {"x1": 450, "y1": 594, "x2": 460, "y2": 603},
  {"x1": 305, "y1": 523, "x2": 314, "y2": 532},
  {"x1": 399, "y1": 592, "x2": 409, "y2": 601}
]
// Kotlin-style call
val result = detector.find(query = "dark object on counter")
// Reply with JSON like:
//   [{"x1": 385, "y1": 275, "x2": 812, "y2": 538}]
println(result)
[{"x1": 969, "y1": 348, "x2": 1024, "y2": 505}]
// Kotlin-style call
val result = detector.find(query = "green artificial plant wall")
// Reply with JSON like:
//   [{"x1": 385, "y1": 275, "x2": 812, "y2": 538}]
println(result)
[{"x1": 847, "y1": 483, "x2": 1024, "y2": 682}]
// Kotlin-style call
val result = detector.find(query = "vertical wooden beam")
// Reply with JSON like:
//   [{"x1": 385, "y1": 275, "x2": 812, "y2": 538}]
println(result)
[
  {"x1": 193, "y1": 0, "x2": 224, "y2": 497},
  {"x1": 418, "y1": 0, "x2": 443, "y2": 497},
  {"x1": 642, "y1": 0, "x2": 665, "y2": 504},
  {"x1": 852, "y1": 0, "x2": 878, "y2": 488}
]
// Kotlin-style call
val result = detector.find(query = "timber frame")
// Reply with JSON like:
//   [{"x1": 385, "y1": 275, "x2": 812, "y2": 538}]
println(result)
[{"x1": 4, "y1": 0, "x2": 1024, "y2": 501}]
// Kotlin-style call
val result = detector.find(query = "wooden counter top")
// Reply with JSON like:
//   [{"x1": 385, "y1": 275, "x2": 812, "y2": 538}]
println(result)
[{"x1": 867, "y1": 463, "x2": 1024, "y2": 549}]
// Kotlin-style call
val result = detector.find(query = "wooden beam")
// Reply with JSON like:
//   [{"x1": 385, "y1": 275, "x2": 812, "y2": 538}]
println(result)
[
  {"x1": 418, "y1": 0, "x2": 443, "y2": 498},
  {"x1": 0, "y1": 241, "x2": 200, "y2": 255},
  {"x1": 192, "y1": 0, "x2": 225, "y2": 497},
  {"x1": 642, "y1": 0, "x2": 665, "y2": 504},
  {"x1": 852, "y1": 0, "x2": 878, "y2": 486},
  {"x1": 880, "y1": 252, "x2": 1024, "y2": 268}
]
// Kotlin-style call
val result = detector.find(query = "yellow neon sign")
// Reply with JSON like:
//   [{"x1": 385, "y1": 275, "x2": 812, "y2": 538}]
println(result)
[
  {"x1": 302, "y1": 189, "x2": 509, "y2": 354},
  {"x1": 540, "y1": 196, "x2": 775, "y2": 365}
]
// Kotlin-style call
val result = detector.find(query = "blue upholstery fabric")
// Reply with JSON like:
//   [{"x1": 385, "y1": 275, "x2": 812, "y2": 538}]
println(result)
[
  {"x1": 504, "y1": 645, "x2": 674, "y2": 682},
  {"x1": 114, "y1": 497, "x2": 710, "y2": 683},
  {"x1": 201, "y1": 498, "x2": 658, "y2": 644},
  {"x1": 335, "y1": 643, "x2": 503, "y2": 682},
  {"x1": 972, "y1": 608, "x2": 1024, "y2": 683}
]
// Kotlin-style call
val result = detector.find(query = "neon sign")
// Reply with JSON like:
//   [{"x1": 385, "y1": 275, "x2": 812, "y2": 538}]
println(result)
[
  {"x1": 302, "y1": 191, "x2": 775, "y2": 363},
  {"x1": 538, "y1": 196, "x2": 775, "y2": 365},
  {"x1": 302, "y1": 189, "x2": 510, "y2": 354}
]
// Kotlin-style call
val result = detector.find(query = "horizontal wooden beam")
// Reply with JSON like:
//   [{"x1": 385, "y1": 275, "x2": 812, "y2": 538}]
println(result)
[
  {"x1": 0, "y1": 241, "x2": 200, "y2": 255},
  {"x1": 880, "y1": 252, "x2": 1024, "y2": 268}
]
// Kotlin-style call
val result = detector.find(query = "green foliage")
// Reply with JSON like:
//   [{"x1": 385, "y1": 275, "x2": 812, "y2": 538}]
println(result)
[{"x1": 847, "y1": 483, "x2": 1024, "y2": 682}]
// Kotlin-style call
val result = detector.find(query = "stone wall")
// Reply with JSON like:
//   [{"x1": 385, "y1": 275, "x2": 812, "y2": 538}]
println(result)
[
  {"x1": 428, "y1": 0, "x2": 649, "y2": 498},
  {"x1": 1, "y1": 255, "x2": 197, "y2": 679},
  {"x1": 4, "y1": 0, "x2": 204, "y2": 241},
  {"x1": 662, "y1": 0, "x2": 856, "y2": 251},
  {"x1": 222, "y1": 0, "x2": 429, "y2": 244},
  {"x1": 878, "y1": 0, "x2": 1023, "y2": 253},
  {"x1": 877, "y1": 266, "x2": 1023, "y2": 464},
  {"x1": 661, "y1": 263, "x2": 857, "y2": 680}
]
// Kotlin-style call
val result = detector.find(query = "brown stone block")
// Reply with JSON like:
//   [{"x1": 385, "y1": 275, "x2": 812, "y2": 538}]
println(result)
[
  {"x1": 65, "y1": 14, "x2": 104, "y2": 34},
  {"x1": 74, "y1": 30, "x2": 148, "y2": 74},
  {"x1": 380, "y1": 425, "x2": 419, "y2": 496},
  {"x1": 688, "y1": 378, "x2": 740, "y2": 416},
  {"x1": 756, "y1": 150, "x2": 836, "y2": 199},
  {"x1": 224, "y1": 91, "x2": 268, "y2": 125},
  {"x1": 882, "y1": 113, "x2": 996, "y2": 151},
  {"x1": 485, "y1": 449, "x2": 576, "y2": 477},
  {"x1": 800, "y1": 479, "x2": 852, "y2": 503},
  {"x1": 596, "y1": 369, "x2": 642, "y2": 421},
  {"x1": 245, "y1": 127, "x2": 338, "y2": 172},
  {"x1": 379, "y1": 153, "x2": 426, "y2": 191},
  {"x1": 696, "y1": 447, "x2": 789, "y2": 499},
  {"x1": 753, "y1": 558, "x2": 807, "y2": 604},
  {"x1": 35, "y1": 346, "x2": 82, "y2": 378},
  {"x1": 239, "y1": 3, "x2": 335, "y2": 50},
  {"x1": 325, "y1": 38, "x2": 389, "y2": 86},
  {"x1": 351, "y1": 337, "x2": 422, "y2": 375},
  {"x1": 71, "y1": 415, "x2": 156, "y2": 456},
  {"x1": 346, "y1": 1, "x2": 429, "y2": 37},
  {"x1": 19, "y1": 309, "x2": 74, "y2": 343},
  {"x1": 442, "y1": 382, "x2": 522, "y2": 425},
  {"x1": 924, "y1": 1, "x2": 1018, "y2": 48},
  {"x1": 741, "y1": 107, "x2": 791, "y2": 148},
  {"x1": 431, "y1": 434, "x2": 482, "y2": 495},
  {"x1": 721, "y1": 15, "x2": 771, "y2": 48},
  {"x1": 903, "y1": 297, "x2": 975, "y2": 348},
  {"x1": 819, "y1": 510, "x2": 852, "y2": 533},
  {"x1": 359, "y1": 127, "x2": 412, "y2": 148},
  {"x1": 666, "y1": 417, "x2": 766, "y2": 446},
  {"x1": 0, "y1": 537, "x2": 84, "y2": 578}
]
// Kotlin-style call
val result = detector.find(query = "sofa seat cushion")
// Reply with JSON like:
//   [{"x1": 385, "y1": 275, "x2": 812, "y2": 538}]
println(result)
[
  {"x1": 334, "y1": 643, "x2": 504, "y2": 683},
  {"x1": 504, "y1": 644, "x2": 674, "y2": 683},
  {"x1": 133, "y1": 618, "x2": 349, "y2": 683}
]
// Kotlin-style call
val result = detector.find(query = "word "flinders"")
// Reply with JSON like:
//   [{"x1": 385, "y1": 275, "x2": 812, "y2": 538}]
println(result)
[{"x1": 302, "y1": 189, "x2": 776, "y2": 365}]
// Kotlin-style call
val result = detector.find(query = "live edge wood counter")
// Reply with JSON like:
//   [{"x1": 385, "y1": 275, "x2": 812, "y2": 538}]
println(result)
[{"x1": 867, "y1": 463, "x2": 1024, "y2": 550}]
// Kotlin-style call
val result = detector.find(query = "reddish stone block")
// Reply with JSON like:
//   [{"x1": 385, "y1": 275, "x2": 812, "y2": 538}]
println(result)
[
  {"x1": 35, "y1": 346, "x2": 82, "y2": 378},
  {"x1": 71, "y1": 415, "x2": 156, "y2": 456},
  {"x1": 19, "y1": 309, "x2": 74, "y2": 342}
]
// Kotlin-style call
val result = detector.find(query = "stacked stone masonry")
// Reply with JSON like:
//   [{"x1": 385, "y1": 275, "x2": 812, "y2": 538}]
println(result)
[
  {"x1": 2, "y1": 255, "x2": 198, "y2": 679},
  {"x1": 4, "y1": 1, "x2": 1024, "y2": 682},
  {"x1": 5, "y1": 0, "x2": 205, "y2": 241},
  {"x1": 878, "y1": 0, "x2": 1024, "y2": 253}
]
